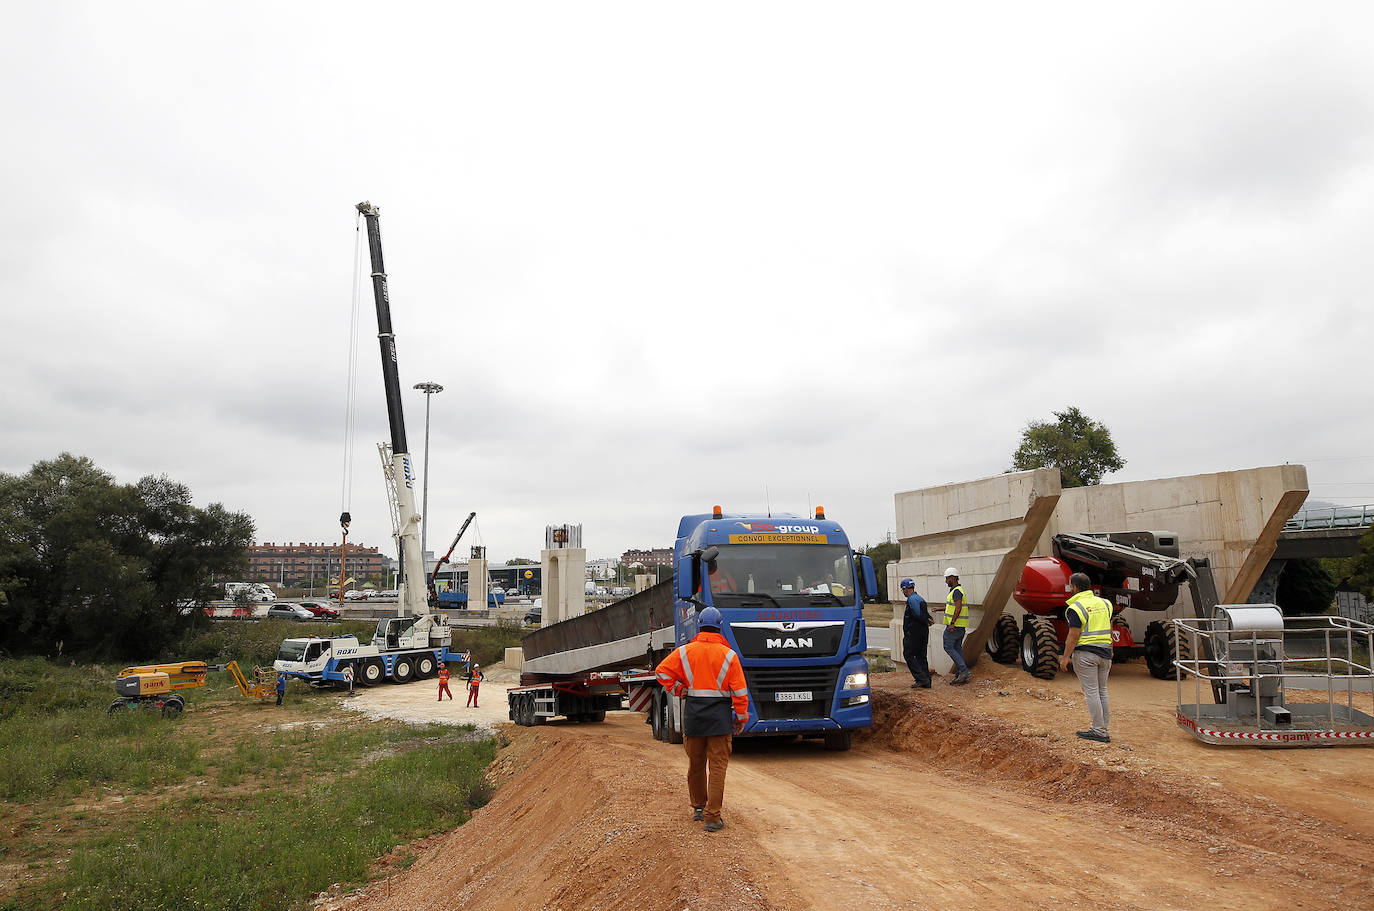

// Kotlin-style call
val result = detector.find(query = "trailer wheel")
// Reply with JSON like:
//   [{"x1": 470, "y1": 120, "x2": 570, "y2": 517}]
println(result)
[
  {"x1": 666, "y1": 698, "x2": 684, "y2": 744},
  {"x1": 586, "y1": 709, "x2": 606, "y2": 723},
  {"x1": 1144, "y1": 621, "x2": 1192, "y2": 680},
  {"x1": 650, "y1": 694, "x2": 665, "y2": 741},
  {"x1": 985, "y1": 613, "x2": 1020, "y2": 664},
  {"x1": 1020, "y1": 616, "x2": 1060, "y2": 680},
  {"x1": 414, "y1": 654, "x2": 436, "y2": 679},
  {"x1": 359, "y1": 659, "x2": 385, "y2": 686},
  {"x1": 392, "y1": 658, "x2": 413, "y2": 684},
  {"x1": 823, "y1": 730, "x2": 852, "y2": 751}
]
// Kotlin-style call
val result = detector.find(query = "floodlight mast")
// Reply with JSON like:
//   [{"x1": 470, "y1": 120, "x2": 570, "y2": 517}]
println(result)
[{"x1": 356, "y1": 201, "x2": 427, "y2": 619}]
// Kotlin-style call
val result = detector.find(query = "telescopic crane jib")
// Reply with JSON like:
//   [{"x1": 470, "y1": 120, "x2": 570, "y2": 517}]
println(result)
[{"x1": 355, "y1": 201, "x2": 431, "y2": 623}]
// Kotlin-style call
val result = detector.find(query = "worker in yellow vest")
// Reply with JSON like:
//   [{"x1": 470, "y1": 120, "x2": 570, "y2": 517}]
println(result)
[
  {"x1": 942, "y1": 567, "x2": 971, "y2": 685},
  {"x1": 1059, "y1": 572, "x2": 1115, "y2": 743}
]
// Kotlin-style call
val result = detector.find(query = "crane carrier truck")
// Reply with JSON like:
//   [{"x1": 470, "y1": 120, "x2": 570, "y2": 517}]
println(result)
[{"x1": 508, "y1": 506, "x2": 879, "y2": 750}]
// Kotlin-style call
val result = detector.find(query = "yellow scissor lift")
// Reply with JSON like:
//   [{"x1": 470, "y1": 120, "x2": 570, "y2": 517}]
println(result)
[{"x1": 110, "y1": 660, "x2": 275, "y2": 717}]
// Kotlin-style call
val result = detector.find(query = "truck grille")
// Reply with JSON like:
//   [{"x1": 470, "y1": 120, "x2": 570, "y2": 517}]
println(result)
[{"x1": 743, "y1": 666, "x2": 839, "y2": 721}]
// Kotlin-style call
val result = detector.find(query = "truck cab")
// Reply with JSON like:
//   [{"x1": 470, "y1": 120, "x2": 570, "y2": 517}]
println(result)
[{"x1": 672, "y1": 508, "x2": 875, "y2": 748}]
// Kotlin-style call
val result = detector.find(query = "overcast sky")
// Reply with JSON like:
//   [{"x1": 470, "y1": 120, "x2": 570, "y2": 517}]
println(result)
[{"x1": 3, "y1": 3, "x2": 1371, "y2": 564}]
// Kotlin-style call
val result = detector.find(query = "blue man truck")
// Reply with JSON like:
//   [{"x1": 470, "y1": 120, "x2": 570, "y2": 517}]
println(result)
[{"x1": 508, "y1": 506, "x2": 877, "y2": 750}]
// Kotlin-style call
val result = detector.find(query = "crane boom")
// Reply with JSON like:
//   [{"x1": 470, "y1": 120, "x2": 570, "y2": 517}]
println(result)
[{"x1": 356, "y1": 201, "x2": 427, "y2": 619}]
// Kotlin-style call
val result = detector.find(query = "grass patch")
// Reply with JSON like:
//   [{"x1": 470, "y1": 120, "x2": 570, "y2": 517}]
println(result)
[
  {"x1": 451, "y1": 621, "x2": 525, "y2": 667},
  {"x1": 0, "y1": 658, "x2": 501, "y2": 911}
]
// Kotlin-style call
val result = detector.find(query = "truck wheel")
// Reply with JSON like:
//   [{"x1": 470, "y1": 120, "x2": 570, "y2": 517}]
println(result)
[
  {"x1": 586, "y1": 709, "x2": 606, "y2": 723},
  {"x1": 414, "y1": 654, "x2": 436, "y2": 679},
  {"x1": 360, "y1": 659, "x2": 384, "y2": 686},
  {"x1": 650, "y1": 694, "x2": 665, "y2": 741},
  {"x1": 666, "y1": 699, "x2": 684, "y2": 744},
  {"x1": 1020, "y1": 616, "x2": 1060, "y2": 680},
  {"x1": 392, "y1": 658, "x2": 413, "y2": 683},
  {"x1": 823, "y1": 730, "x2": 852, "y2": 751},
  {"x1": 1144, "y1": 621, "x2": 1191, "y2": 680},
  {"x1": 985, "y1": 613, "x2": 1020, "y2": 664}
]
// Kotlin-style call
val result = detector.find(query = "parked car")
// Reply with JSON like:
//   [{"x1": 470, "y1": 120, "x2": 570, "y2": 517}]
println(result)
[
  {"x1": 266, "y1": 604, "x2": 314, "y2": 621},
  {"x1": 523, "y1": 605, "x2": 542, "y2": 625},
  {"x1": 343, "y1": 590, "x2": 369, "y2": 601},
  {"x1": 296, "y1": 601, "x2": 340, "y2": 620},
  {"x1": 379, "y1": 589, "x2": 399, "y2": 599}
]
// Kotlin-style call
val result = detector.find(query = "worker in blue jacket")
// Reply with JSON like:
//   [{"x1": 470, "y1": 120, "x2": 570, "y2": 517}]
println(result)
[{"x1": 901, "y1": 578, "x2": 933, "y2": 688}]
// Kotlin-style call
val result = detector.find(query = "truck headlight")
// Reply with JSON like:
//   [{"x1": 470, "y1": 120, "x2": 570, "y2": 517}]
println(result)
[{"x1": 843, "y1": 672, "x2": 868, "y2": 689}]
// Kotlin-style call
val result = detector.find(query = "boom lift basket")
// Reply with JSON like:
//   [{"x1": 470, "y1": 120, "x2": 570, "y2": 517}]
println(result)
[{"x1": 1172, "y1": 607, "x2": 1374, "y2": 746}]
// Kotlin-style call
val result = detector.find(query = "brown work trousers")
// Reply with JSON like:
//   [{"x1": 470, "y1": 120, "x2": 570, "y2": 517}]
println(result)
[{"x1": 684, "y1": 734, "x2": 733, "y2": 823}]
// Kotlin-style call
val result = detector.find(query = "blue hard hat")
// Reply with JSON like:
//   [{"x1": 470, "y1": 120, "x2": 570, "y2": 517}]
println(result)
[
  {"x1": 900, "y1": 578, "x2": 914, "y2": 589},
  {"x1": 697, "y1": 606, "x2": 723, "y2": 629}
]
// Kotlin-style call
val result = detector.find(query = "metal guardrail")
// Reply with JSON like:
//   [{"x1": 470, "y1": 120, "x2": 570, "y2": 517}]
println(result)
[{"x1": 1283, "y1": 504, "x2": 1374, "y2": 531}]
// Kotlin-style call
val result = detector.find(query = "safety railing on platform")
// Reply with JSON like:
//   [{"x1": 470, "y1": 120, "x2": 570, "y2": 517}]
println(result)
[
  {"x1": 1171, "y1": 610, "x2": 1374, "y2": 745},
  {"x1": 1283, "y1": 504, "x2": 1374, "y2": 531}
]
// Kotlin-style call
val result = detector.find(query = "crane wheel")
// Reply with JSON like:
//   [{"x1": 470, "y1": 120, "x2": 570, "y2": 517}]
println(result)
[
  {"x1": 359, "y1": 659, "x2": 385, "y2": 687},
  {"x1": 108, "y1": 698, "x2": 131, "y2": 715},
  {"x1": 985, "y1": 613, "x2": 1020, "y2": 664},
  {"x1": 414, "y1": 654, "x2": 436, "y2": 679},
  {"x1": 392, "y1": 658, "x2": 413, "y2": 684},
  {"x1": 1020, "y1": 616, "x2": 1060, "y2": 680},
  {"x1": 161, "y1": 695, "x2": 185, "y2": 718}
]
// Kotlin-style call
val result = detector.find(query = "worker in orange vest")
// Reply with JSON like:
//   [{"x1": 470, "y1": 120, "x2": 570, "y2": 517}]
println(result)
[
  {"x1": 466, "y1": 664, "x2": 484, "y2": 707},
  {"x1": 654, "y1": 606, "x2": 749, "y2": 832},
  {"x1": 437, "y1": 662, "x2": 452, "y2": 701}
]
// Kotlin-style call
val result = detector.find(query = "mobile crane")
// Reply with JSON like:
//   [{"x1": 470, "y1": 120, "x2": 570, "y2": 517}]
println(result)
[{"x1": 274, "y1": 202, "x2": 461, "y2": 688}]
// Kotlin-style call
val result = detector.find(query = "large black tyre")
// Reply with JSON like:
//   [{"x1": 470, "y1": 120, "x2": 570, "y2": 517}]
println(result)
[
  {"x1": 1020, "y1": 616, "x2": 1060, "y2": 680},
  {"x1": 666, "y1": 697, "x2": 684, "y2": 744},
  {"x1": 586, "y1": 709, "x2": 606, "y2": 723},
  {"x1": 1144, "y1": 620, "x2": 1192, "y2": 680},
  {"x1": 162, "y1": 695, "x2": 185, "y2": 718},
  {"x1": 359, "y1": 659, "x2": 385, "y2": 687},
  {"x1": 414, "y1": 654, "x2": 436, "y2": 679},
  {"x1": 985, "y1": 613, "x2": 1020, "y2": 665},
  {"x1": 108, "y1": 698, "x2": 131, "y2": 715},
  {"x1": 650, "y1": 693, "x2": 666, "y2": 741},
  {"x1": 392, "y1": 657, "x2": 414, "y2": 684},
  {"x1": 823, "y1": 730, "x2": 852, "y2": 751}
]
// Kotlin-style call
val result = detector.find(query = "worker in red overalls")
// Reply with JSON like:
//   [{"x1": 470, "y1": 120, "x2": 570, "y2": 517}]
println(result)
[
  {"x1": 466, "y1": 664, "x2": 484, "y2": 707},
  {"x1": 437, "y1": 662, "x2": 453, "y2": 701}
]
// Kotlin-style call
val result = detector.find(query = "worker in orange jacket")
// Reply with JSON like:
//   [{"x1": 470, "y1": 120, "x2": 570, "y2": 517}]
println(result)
[
  {"x1": 654, "y1": 606, "x2": 750, "y2": 832},
  {"x1": 437, "y1": 662, "x2": 452, "y2": 701}
]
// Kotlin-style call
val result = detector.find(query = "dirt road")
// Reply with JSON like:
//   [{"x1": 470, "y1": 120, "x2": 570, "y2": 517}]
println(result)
[{"x1": 324, "y1": 660, "x2": 1373, "y2": 911}]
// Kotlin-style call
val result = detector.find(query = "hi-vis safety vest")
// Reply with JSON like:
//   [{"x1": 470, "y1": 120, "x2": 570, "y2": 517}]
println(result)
[
  {"x1": 1066, "y1": 591, "x2": 1114, "y2": 648},
  {"x1": 654, "y1": 631, "x2": 750, "y2": 736},
  {"x1": 944, "y1": 585, "x2": 969, "y2": 628}
]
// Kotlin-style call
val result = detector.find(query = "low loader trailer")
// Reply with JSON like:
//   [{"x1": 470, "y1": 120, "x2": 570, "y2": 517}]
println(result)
[{"x1": 509, "y1": 506, "x2": 880, "y2": 750}]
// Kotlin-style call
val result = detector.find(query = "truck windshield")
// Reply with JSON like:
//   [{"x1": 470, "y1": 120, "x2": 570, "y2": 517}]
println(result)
[
  {"x1": 276, "y1": 641, "x2": 308, "y2": 662},
  {"x1": 708, "y1": 544, "x2": 855, "y2": 604}
]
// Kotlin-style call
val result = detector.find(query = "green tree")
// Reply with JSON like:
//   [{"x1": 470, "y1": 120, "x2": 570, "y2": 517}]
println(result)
[
  {"x1": 0, "y1": 453, "x2": 254, "y2": 659},
  {"x1": 1275, "y1": 558, "x2": 1338, "y2": 615},
  {"x1": 1009, "y1": 406, "x2": 1126, "y2": 488},
  {"x1": 859, "y1": 536, "x2": 899, "y2": 602},
  {"x1": 1343, "y1": 525, "x2": 1374, "y2": 600}
]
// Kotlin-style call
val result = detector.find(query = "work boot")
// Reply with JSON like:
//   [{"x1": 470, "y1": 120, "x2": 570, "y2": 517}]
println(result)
[
  {"x1": 704, "y1": 819, "x2": 725, "y2": 832},
  {"x1": 1075, "y1": 730, "x2": 1110, "y2": 743},
  {"x1": 692, "y1": 807, "x2": 704, "y2": 821}
]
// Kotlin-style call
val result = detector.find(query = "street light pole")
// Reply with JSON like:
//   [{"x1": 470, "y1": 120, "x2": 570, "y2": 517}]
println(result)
[{"x1": 413, "y1": 381, "x2": 444, "y2": 565}]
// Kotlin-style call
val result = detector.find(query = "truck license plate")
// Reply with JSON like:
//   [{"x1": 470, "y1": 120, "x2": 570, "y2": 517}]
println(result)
[{"x1": 775, "y1": 691, "x2": 812, "y2": 702}]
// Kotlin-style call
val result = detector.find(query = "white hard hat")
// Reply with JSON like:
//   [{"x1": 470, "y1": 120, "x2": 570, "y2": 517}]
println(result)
[{"x1": 944, "y1": 567, "x2": 959, "y2": 578}]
